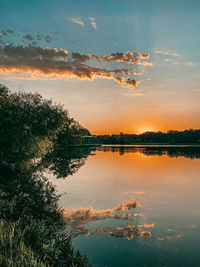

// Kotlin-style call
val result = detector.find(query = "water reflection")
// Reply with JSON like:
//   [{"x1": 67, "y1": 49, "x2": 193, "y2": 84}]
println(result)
[
  {"x1": 46, "y1": 146, "x2": 200, "y2": 180},
  {"x1": 53, "y1": 146, "x2": 200, "y2": 267},
  {"x1": 43, "y1": 146, "x2": 94, "y2": 178},
  {"x1": 63, "y1": 199, "x2": 154, "y2": 239},
  {"x1": 0, "y1": 144, "x2": 94, "y2": 229},
  {"x1": 98, "y1": 145, "x2": 200, "y2": 159}
]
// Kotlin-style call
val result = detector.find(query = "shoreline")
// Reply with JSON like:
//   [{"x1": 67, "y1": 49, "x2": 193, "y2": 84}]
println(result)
[{"x1": 101, "y1": 144, "x2": 200, "y2": 147}]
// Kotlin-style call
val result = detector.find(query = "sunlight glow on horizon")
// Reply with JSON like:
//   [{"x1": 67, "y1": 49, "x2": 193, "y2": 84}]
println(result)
[
  {"x1": 136, "y1": 126, "x2": 157, "y2": 134},
  {"x1": 91, "y1": 125, "x2": 158, "y2": 135}
]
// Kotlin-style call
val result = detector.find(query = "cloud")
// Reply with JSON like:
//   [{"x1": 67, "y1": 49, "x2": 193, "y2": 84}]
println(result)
[
  {"x1": 135, "y1": 53, "x2": 150, "y2": 59},
  {"x1": 63, "y1": 199, "x2": 140, "y2": 227},
  {"x1": 0, "y1": 29, "x2": 15, "y2": 44},
  {"x1": 76, "y1": 225, "x2": 152, "y2": 240},
  {"x1": 69, "y1": 17, "x2": 97, "y2": 29},
  {"x1": 0, "y1": 45, "x2": 152, "y2": 88},
  {"x1": 164, "y1": 58, "x2": 193, "y2": 66},
  {"x1": 95, "y1": 51, "x2": 151, "y2": 65},
  {"x1": 23, "y1": 34, "x2": 35, "y2": 41},
  {"x1": 88, "y1": 17, "x2": 97, "y2": 29},
  {"x1": 0, "y1": 29, "x2": 53, "y2": 45},
  {"x1": 36, "y1": 34, "x2": 42, "y2": 41},
  {"x1": 69, "y1": 17, "x2": 85, "y2": 27},
  {"x1": 154, "y1": 49, "x2": 193, "y2": 66},
  {"x1": 157, "y1": 234, "x2": 182, "y2": 241},
  {"x1": 23, "y1": 34, "x2": 52, "y2": 44},
  {"x1": 154, "y1": 49, "x2": 180, "y2": 57},
  {"x1": 183, "y1": 61, "x2": 193, "y2": 65},
  {"x1": 138, "y1": 61, "x2": 153, "y2": 66},
  {"x1": 0, "y1": 29, "x2": 15, "y2": 36},
  {"x1": 45, "y1": 35, "x2": 52, "y2": 43},
  {"x1": 155, "y1": 49, "x2": 193, "y2": 66},
  {"x1": 114, "y1": 199, "x2": 141, "y2": 211},
  {"x1": 63, "y1": 199, "x2": 154, "y2": 239},
  {"x1": 6, "y1": 29, "x2": 15, "y2": 34}
]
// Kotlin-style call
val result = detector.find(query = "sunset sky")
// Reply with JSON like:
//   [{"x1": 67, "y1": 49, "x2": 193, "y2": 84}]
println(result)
[{"x1": 0, "y1": 0, "x2": 200, "y2": 134}]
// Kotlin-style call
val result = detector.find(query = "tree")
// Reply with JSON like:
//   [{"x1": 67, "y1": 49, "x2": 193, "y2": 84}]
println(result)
[
  {"x1": 0, "y1": 84, "x2": 91, "y2": 266},
  {"x1": 0, "y1": 84, "x2": 67, "y2": 171},
  {"x1": 55, "y1": 117, "x2": 90, "y2": 147}
]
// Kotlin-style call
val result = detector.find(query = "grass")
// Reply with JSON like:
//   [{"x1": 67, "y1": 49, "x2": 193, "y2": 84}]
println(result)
[
  {"x1": 0, "y1": 220, "x2": 48, "y2": 267},
  {"x1": 0, "y1": 220, "x2": 91, "y2": 267}
]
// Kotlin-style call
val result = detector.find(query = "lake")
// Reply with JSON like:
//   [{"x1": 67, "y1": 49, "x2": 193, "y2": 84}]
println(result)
[{"x1": 51, "y1": 146, "x2": 200, "y2": 267}]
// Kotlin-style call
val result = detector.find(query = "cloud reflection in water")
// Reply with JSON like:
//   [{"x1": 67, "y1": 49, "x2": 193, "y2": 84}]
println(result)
[{"x1": 63, "y1": 199, "x2": 154, "y2": 240}]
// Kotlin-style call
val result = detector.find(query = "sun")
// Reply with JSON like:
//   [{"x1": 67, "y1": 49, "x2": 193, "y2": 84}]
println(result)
[{"x1": 137, "y1": 126, "x2": 156, "y2": 134}]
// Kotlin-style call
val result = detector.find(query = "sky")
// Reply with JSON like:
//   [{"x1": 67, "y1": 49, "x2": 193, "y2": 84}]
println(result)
[{"x1": 0, "y1": 0, "x2": 200, "y2": 134}]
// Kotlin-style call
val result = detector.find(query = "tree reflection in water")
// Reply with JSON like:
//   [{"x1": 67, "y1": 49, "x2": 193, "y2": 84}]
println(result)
[
  {"x1": 97, "y1": 146, "x2": 200, "y2": 159},
  {"x1": 42, "y1": 147, "x2": 93, "y2": 179}
]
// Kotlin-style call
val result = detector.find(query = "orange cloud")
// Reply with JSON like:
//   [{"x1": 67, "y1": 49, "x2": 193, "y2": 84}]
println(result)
[
  {"x1": 94, "y1": 51, "x2": 151, "y2": 65},
  {"x1": 138, "y1": 61, "x2": 153, "y2": 66},
  {"x1": 63, "y1": 199, "x2": 154, "y2": 239},
  {"x1": 69, "y1": 17, "x2": 85, "y2": 27},
  {"x1": 0, "y1": 45, "x2": 152, "y2": 88},
  {"x1": 88, "y1": 17, "x2": 97, "y2": 29},
  {"x1": 135, "y1": 52, "x2": 150, "y2": 58}
]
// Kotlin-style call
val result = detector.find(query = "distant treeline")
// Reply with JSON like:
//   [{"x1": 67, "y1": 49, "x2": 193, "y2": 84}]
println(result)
[{"x1": 96, "y1": 130, "x2": 200, "y2": 144}]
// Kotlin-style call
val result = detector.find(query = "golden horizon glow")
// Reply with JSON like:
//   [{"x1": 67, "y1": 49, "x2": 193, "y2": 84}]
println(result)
[
  {"x1": 90, "y1": 125, "x2": 199, "y2": 136},
  {"x1": 136, "y1": 126, "x2": 157, "y2": 134},
  {"x1": 84, "y1": 111, "x2": 200, "y2": 135}
]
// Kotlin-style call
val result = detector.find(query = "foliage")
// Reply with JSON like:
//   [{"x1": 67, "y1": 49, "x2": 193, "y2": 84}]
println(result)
[
  {"x1": 55, "y1": 117, "x2": 90, "y2": 147},
  {"x1": 0, "y1": 85, "x2": 67, "y2": 168},
  {"x1": 0, "y1": 220, "x2": 48, "y2": 267},
  {"x1": 0, "y1": 220, "x2": 90, "y2": 267},
  {"x1": 0, "y1": 84, "x2": 91, "y2": 266},
  {"x1": 97, "y1": 130, "x2": 200, "y2": 145}
]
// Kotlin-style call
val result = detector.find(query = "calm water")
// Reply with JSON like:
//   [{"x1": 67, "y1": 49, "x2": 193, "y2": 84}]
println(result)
[{"x1": 51, "y1": 146, "x2": 200, "y2": 267}]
